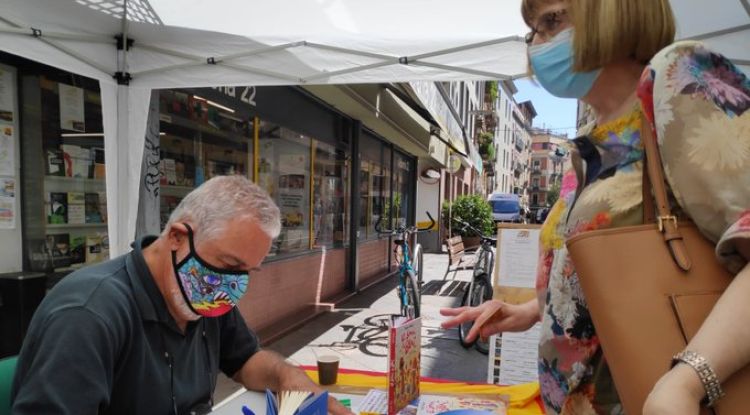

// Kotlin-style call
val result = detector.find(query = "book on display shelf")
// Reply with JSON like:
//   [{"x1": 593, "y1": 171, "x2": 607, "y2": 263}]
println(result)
[
  {"x1": 48, "y1": 192, "x2": 68, "y2": 224},
  {"x1": 84, "y1": 192, "x2": 105, "y2": 223},
  {"x1": 67, "y1": 192, "x2": 85, "y2": 224}
]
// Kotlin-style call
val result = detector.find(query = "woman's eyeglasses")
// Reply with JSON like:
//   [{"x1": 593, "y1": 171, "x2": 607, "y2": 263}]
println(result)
[{"x1": 525, "y1": 9, "x2": 569, "y2": 44}]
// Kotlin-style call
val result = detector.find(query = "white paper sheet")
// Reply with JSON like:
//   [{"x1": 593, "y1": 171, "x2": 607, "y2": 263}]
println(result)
[
  {"x1": 496, "y1": 323, "x2": 541, "y2": 385},
  {"x1": 59, "y1": 83, "x2": 85, "y2": 132},
  {"x1": 496, "y1": 228, "x2": 540, "y2": 288}
]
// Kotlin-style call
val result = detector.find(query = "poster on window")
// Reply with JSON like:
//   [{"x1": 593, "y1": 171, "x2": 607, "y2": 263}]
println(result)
[
  {"x1": 0, "y1": 67, "x2": 13, "y2": 123},
  {"x1": 0, "y1": 177, "x2": 16, "y2": 229},
  {"x1": 278, "y1": 154, "x2": 307, "y2": 228},
  {"x1": 0, "y1": 124, "x2": 13, "y2": 176},
  {"x1": 59, "y1": 83, "x2": 85, "y2": 132}
]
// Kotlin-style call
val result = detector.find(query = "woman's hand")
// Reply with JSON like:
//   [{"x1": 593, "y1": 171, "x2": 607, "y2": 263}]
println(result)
[
  {"x1": 643, "y1": 364, "x2": 703, "y2": 415},
  {"x1": 439, "y1": 298, "x2": 539, "y2": 342}
]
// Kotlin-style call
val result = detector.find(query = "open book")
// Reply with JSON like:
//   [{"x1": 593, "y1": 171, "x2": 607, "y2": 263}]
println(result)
[{"x1": 265, "y1": 389, "x2": 328, "y2": 415}]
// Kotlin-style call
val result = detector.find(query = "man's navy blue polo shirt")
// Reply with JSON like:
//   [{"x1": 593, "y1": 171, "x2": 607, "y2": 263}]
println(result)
[{"x1": 11, "y1": 236, "x2": 259, "y2": 414}]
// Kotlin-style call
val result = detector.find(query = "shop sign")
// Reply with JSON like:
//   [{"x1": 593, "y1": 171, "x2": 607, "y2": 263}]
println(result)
[{"x1": 211, "y1": 86, "x2": 258, "y2": 107}]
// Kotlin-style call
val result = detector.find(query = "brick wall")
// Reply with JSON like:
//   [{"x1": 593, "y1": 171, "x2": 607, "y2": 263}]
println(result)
[
  {"x1": 238, "y1": 248, "x2": 347, "y2": 333},
  {"x1": 358, "y1": 238, "x2": 391, "y2": 286}
]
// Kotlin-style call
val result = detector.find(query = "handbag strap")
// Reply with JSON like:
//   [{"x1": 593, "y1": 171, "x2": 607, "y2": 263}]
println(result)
[{"x1": 640, "y1": 113, "x2": 692, "y2": 271}]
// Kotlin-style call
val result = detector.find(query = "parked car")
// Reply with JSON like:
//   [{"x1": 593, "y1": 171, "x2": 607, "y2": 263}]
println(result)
[{"x1": 487, "y1": 193, "x2": 523, "y2": 223}]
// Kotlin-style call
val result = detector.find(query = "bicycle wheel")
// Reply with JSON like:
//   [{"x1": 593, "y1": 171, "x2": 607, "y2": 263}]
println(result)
[
  {"x1": 458, "y1": 274, "x2": 492, "y2": 352},
  {"x1": 401, "y1": 269, "x2": 421, "y2": 318},
  {"x1": 412, "y1": 243, "x2": 424, "y2": 286}
]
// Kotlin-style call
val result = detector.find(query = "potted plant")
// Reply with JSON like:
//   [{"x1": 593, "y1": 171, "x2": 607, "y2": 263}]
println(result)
[{"x1": 441, "y1": 195, "x2": 494, "y2": 249}]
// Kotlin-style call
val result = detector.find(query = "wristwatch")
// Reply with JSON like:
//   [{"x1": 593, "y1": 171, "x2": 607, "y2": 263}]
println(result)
[{"x1": 671, "y1": 350, "x2": 725, "y2": 407}]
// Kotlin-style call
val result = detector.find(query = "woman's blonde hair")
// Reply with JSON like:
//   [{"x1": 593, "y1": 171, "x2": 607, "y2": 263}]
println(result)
[{"x1": 521, "y1": 0, "x2": 676, "y2": 72}]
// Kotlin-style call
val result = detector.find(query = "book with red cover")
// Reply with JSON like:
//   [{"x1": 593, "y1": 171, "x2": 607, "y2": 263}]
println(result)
[{"x1": 387, "y1": 315, "x2": 421, "y2": 415}]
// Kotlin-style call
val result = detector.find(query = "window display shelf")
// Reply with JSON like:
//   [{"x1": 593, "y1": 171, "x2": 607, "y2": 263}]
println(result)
[
  {"x1": 46, "y1": 223, "x2": 107, "y2": 229},
  {"x1": 160, "y1": 112, "x2": 251, "y2": 145},
  {"x1": 44, "y1": 175, "x2": 105, "y2": 186},
  {"x1": 161, "y1": 184, "x2": 193, "y2": 197}
]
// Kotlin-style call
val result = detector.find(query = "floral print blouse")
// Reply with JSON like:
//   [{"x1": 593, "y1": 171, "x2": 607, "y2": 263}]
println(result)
[{"x1": 535, "y1": 41, "x2": 750, "y2": 414}]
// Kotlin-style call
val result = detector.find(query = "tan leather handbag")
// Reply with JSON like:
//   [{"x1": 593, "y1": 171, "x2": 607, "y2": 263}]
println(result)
[{"x1": 566, "y1": 116, "x2": 750, "y2": 415}]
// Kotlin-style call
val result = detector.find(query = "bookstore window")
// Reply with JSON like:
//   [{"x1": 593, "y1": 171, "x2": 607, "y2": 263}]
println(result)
[
  {"x1": 26, "y1": 76, "x2": 109, "y2": 273},
  {"x1": 158, "y1": 89, "x2": 254, "y2": 230},
  {"x1": 258, "y1": 121, "x2": 312, "y2": 257},
  {"x1": 313, "y1": 141, "x2": 349, "y2": 249},
  {"x1": 391, "y1": 152, "x2": 413, "y2": 228},
  {"x1": 359, "y1": 134, "x2": 391, "y2": 240}
]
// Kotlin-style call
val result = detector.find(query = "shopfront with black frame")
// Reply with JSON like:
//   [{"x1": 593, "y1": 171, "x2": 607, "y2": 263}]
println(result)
[{"x1": 152, "y1": 85, "x2": 417, "y2": 337}]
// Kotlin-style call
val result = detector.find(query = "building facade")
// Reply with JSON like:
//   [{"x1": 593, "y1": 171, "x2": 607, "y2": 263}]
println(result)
[
  {"x1": 0, "y1": 50, "x2": 457, "y2": 356},
  {"x1": 529, "y1": 129, "x2": 571, "y2": 216}
]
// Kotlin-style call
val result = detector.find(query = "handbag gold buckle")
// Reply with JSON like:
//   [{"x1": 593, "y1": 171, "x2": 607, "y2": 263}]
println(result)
[{"x1": 658, "y1": 215, "x2": 677, "y2": 232}]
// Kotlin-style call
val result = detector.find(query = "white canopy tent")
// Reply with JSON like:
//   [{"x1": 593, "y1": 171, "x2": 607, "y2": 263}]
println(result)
[{"x1": 0, "y1": 0, "x2": 747, "y2": 255}]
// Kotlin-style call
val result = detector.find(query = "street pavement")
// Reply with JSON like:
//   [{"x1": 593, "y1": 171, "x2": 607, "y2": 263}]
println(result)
[{"x1": 215, "y1": 252, "x2": 490, "y2": 401}]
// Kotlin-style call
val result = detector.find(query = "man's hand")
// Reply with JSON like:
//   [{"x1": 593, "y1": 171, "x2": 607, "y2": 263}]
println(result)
[
  {"x1": 234, "y1": 350, "x2": 354, "y2": 415},
  {"x1": 276, "y1": 364, "x2": 353, "y2": 415},
  {"x1": 642, "y1": 364, "x2": 703, "y2": 415},
  {"x1": 440, "y1": 298, "x2": 539, "y2": 342}
]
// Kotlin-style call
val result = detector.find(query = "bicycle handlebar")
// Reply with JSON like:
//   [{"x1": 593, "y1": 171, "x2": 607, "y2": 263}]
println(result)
[
  {"x1": 375, "y1": 211, "x2": 436, "y2": 236},
  {"x1": 452, "y1": 217, "x2": 496, "y2": 243}
]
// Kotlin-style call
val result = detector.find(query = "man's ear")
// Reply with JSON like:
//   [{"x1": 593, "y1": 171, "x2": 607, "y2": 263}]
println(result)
[{"x1": 166, "y1": 222, "x2": 190, "y2": 250}]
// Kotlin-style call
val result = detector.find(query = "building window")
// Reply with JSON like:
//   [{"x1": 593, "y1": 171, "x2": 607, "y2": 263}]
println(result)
[
  {"x1": 391, "y1": 152, "x2": 413, "y2": 229},
  {"x1": 532, "y1": 194, "x2": 539, "y2": 205},
  {"x1": 313, "y1": 140, "x2": 350, "y2": 249},
  {"x1": 359, "y1": 133, "x2": 391, "y2": 240},
  {"x1": 257, "y1": 122, "x2": 312, "y2": 256},
  {"x1": 25, "y1": 75, "x2": 109, "y2": 272}
]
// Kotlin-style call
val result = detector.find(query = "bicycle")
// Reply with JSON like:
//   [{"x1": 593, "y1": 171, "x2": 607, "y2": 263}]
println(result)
[
  {"x1": 453, "y1": 218, "x2": 496, "y2": 354},
  {"x1": 375, "y1": 212, "x2": 436, "y2": 318}
]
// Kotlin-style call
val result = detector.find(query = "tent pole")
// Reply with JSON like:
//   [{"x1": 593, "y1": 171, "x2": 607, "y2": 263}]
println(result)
[
  {"x1": 304, "y1": 42, "x2": 397, "y2": 61},
  {"x1": 218, "y1": 61, "x2": 302, "y2": 83},
  {"x1": 741, "y1": 0, "x2": 750, "y2": 18},
  {"x1": 303, "y1": 60, "x2": 398, "y2": 82},
  {"x1": 410, "y1": 61, "x2": 511, "y2": 80},
  {"x1": 410, "y1": 36, "x2": 523, "y2": 61},
  {"x1": 218, "y1": 42, "x2": 305, "y2": 61},
  {"x1": 0, "y1": 26, "x2": 115, "y2": 44},
  {"x1": 121, "y1": 0, "x2": 129, "y2": 71},
  {"x1": 132, "y1": 42, "x2": 306, "y2": 77},
  {"x1": 689, "y1": 23, "x2": 750, "y2": 41}
]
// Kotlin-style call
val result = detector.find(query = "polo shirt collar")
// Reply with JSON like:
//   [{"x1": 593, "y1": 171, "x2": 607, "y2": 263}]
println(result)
[{"x1": 126, "y1": 236, "x2": 173, "y2": 323}]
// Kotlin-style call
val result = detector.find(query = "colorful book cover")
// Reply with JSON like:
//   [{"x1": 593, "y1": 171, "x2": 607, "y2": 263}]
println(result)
[
  {"x1": 46, "y1": 149, "x2": 65, "y2": 176},
  {"x1": 70, "y1": 235, "x2": 86, "y2": 264},
  {"x1": 388, "y1": 316, "x2": 421, "y2": 415},
  {"x1": 264, "y1": 389, "x2": 327, "y2": 415},
  {"x1": 85, "y1": 192, "x2": 103, "y2": 223},
  {"x1": 67, "y1": 192, "x2": 85, "y2": 224},
  {"x1": 416, "y1": 395, "x2": 508, "y2": 415},
  {"x1": 48, "y1": 192, "x2": 68, "y2": 224}
]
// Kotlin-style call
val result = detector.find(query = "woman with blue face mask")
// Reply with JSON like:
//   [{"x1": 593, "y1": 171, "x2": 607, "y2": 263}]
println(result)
[{"x1": 441, "y1": 1, "x2": 750, "y2": 414}]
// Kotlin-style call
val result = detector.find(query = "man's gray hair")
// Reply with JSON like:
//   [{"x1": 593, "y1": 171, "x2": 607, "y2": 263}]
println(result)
[{"x1": 165, "y1": 175, "x2": 281, "y2": 240}]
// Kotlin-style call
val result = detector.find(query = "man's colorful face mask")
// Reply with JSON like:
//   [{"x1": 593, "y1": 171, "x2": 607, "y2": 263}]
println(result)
[{"x1": 171, "y1": 224, "x2": 249, "y2": 317}]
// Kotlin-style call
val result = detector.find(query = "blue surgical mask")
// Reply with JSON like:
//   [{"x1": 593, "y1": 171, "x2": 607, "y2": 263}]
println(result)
[{"x1": 528, "y1": 28, "x2": 601, "y2": 99}]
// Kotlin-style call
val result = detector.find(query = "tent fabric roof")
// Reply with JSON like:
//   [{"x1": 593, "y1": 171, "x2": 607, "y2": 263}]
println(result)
[{"x1": 2, "y1": 0, "x2": 745, "y2": 90}]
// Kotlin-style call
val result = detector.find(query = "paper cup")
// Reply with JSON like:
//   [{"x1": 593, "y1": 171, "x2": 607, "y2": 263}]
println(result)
[{"x1": 317, "y1": 355, "x2": 340, "y2": 385}]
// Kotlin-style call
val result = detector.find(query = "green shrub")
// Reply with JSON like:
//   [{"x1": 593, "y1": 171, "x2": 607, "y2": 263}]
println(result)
[{"x1": 442, "y1": 194, "x2": 494, "y2": 237}]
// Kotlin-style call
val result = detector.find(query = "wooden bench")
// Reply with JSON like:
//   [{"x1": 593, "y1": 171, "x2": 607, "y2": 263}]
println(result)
[{"x1": 444, "y1": 235, "x2": 476, "y2": 280}]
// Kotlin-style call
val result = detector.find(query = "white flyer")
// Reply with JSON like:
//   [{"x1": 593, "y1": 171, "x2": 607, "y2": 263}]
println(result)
[
  {"x1": 0, "y1": 177, "x2": 16, "y2": 229},
  {"x1": 0, "y1": 124, "x2": 13, "y2": 175},
  {"x1": 496, "y1": 323, "x2": 542, "y2": 385},
  {"x1": 59, "y1": 83, "x2": 85, "y2": 132}
]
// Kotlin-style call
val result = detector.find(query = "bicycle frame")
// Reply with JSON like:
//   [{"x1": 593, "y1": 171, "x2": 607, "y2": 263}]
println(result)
[
  {"x1": 374, "y1": 211, "x2": 435, "y2": 318},
  {"x1": 393, "y1": 235, "x2": 415, "y2": 309}
]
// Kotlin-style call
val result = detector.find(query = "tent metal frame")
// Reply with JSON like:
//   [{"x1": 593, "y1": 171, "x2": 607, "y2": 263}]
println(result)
[{"x1": 0, "y1": 0, "x2": 749, "y2": 84}]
